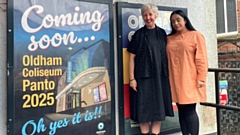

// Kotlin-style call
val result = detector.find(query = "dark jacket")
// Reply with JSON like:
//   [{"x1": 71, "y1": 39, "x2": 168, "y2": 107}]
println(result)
[{"x1": 127, "y1": 25, "x2": 168, "y2": 78}]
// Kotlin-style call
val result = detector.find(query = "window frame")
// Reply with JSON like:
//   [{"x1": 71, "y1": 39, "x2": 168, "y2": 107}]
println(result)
[{"x1": 216, "y1": 0, "x2": 238, "y2": 36}]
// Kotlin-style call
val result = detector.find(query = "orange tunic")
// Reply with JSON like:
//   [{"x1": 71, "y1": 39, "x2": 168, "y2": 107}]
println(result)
[{"x1": 167, "y1": 31, "x2": 208, "y2": 104}]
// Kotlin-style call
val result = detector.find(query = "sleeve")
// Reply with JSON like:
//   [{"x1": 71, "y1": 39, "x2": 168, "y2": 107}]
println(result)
[
  {"x1": 127, "y1": 32, "x2": 138, "y2": 54},
  {"x1": 195, "y1": 32, "x2": 208, "y2": 81}
]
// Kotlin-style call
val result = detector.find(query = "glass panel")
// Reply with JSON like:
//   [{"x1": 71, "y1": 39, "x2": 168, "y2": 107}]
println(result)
[
  {"x1": 216, "y1": 0, "x2": 225, "y2": 34},
  {"x1": 218, "y1": 61, "x2": 240, "y2": 107},
  {"x1": 219, "y1": 61, "x2": 240, "y2": 135},
  {"x1": 227, "y1": 0, "x2": 237, "y2": 32},
  {"x1": 220, "y1": 109, "x2": 240, "y2": 135}
]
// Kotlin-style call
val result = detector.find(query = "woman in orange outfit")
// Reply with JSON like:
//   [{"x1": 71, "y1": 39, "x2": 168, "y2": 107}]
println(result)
[{"x1": 167, "y1": 10, "x2": 208, "y2": 135}]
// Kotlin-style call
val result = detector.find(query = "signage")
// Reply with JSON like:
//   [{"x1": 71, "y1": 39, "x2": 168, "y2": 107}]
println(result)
[{"x1": 7, "y1": 0, "x2": 114, "y2": 134}]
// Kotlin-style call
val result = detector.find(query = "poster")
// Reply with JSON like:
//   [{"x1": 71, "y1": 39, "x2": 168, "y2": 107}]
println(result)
[
  {"x1": 9, "y1": 0, "x2": 114, "y2": 134},
  {"x1": 116, "y1": 2, "x2": 183, "y2": 135}
]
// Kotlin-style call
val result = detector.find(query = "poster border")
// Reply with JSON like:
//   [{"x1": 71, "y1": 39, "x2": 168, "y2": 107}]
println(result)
[
  {"x1": 7, "y1": 0, "x2": 115, "y2": 134},
  {"x1": 7, "y1": 0, "x2": 14, "y2": 134},
  {"x1": 116, "y1": 2, "x2": 186, "y2": 135}
]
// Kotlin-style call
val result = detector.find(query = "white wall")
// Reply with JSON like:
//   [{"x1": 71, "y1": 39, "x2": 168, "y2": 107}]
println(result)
[
  {"x1": 0, "y1": 0, "x2": 7, "y2": 134},
  {"x1": 113, "y1": 0, "x2": 218, "y2": 135}
]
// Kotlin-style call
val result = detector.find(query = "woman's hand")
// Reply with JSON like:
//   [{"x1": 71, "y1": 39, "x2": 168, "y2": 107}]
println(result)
[
  {"x1": 130, "y1": 79, "x2": 137, "y2": 91},
  {"x1": 197, "y1": 81, "x2": 205, "y2": 88}
]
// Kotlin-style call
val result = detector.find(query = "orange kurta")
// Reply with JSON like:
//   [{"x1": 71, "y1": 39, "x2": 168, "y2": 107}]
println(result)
[{"x1": 166, "y1": 31, "x2": 208, "y2": 104}]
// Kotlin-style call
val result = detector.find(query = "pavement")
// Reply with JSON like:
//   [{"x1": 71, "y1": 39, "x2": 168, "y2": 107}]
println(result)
[
  {"x1": 165, "y1": 132, "x2": 181, "y2": 135},
  {"x1": 163, "y1": 132, "x2": 217, "y2": 135}
]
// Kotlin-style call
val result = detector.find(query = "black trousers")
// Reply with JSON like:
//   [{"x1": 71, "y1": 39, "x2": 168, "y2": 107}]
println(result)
[{"x1": 176, "y1": 103, "x2": 199, "y2": 135}]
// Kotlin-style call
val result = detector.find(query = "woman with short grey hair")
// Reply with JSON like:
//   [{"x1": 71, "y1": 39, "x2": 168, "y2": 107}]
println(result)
[
  {"x1": 141, "y1": 3, "x2": 158, "y2": 16},
  {"x1": 127, "y1": 3, "x2": 174, "y2": 135}
]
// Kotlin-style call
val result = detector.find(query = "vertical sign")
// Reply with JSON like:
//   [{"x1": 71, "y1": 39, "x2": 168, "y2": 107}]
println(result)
[
  {"x1": 116, "y1": 2, "x2": 185, "y2": 135},
  {"x1": 8, "y1": 0, "x2": 114, "y2": 134},
  {"x1": 219, "y1": 80, "x2": 228, "y2": 105}
]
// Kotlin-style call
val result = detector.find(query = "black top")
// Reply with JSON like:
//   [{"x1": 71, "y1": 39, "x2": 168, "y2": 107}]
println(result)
[{"x1": 127, "y1": 25, "x2": 168, "y2": 78}]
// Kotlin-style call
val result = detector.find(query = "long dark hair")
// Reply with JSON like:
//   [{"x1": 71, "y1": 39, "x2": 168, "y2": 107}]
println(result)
[{"x1": 169, "y1": 10, "x2": 196, "y2": 35}]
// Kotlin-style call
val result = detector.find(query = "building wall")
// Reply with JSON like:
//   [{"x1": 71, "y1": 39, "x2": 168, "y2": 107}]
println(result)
[
  {"x1": 0, "y1": 0, "x2": 7, "y2": 134},
  {"x1": 216, "y1": 1, "x2": 240, "y2": 134},
  {"x1": 1, "y1": 0, "x2": 218, "y2": 135}
]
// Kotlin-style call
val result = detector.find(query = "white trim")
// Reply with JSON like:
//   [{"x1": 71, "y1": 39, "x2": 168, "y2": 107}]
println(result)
[{"x1": 217, "y1": 31, "x2": 238, "y2": 38}]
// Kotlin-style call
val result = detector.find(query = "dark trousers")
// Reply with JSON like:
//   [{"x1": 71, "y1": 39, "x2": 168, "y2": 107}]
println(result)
[{"x1": 177, "y1": 103, "x2": 199, "y2": 135}]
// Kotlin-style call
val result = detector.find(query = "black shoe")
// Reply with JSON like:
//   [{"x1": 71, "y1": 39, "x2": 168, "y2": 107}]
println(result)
[{"x1": 141, "y1": 133, "x2": 149, "y2": 135}]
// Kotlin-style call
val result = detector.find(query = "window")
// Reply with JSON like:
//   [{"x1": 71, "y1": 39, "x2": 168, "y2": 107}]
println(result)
[
  {"x1": 66, "y1": 90, "x2": 73, "y2": 109},
  {"x1": 216, "y1": 0, "x2": 237, "y2": 34}
]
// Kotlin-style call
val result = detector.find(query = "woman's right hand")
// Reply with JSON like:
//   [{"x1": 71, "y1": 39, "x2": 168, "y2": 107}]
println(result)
[
  {"x1": 130, "y1": 79, "x2": 137, "y2": 91},
  {"x1": 129, "y1": 53, "x2": 137, "y2": 91}
]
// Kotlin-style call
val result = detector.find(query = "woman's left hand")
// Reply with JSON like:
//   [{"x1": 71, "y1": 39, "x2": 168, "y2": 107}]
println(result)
[{"x1": 197, "y1": 81, "x2": 205, "y2": 88}]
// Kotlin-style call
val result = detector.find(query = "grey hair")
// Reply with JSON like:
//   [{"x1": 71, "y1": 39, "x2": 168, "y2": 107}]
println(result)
[{"x1": 141, "y1": 3, "x2": 158, "y2": 16}]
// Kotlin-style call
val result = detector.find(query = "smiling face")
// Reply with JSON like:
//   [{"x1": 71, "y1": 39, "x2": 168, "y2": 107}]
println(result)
[
  {"x1": 171, "y1": 14, "x2": 187, "y2": 32},
  {"x1": 142, "y1": 9, "x2": 157, "y2": 29}
]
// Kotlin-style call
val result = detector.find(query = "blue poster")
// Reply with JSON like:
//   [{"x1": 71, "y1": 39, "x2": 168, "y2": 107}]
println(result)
[
  {"x1": 121, "y1": 7, "x2": 172, "y2": 48},
  {"x1": 12, "y1": 0, "x2": 113, "y2": 134}
]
